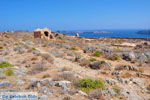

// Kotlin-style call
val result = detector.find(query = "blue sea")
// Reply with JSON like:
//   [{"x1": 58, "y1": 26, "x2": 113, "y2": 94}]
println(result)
[{"x1": 62, "y1": 29, "x2": 150, "y2": 38}]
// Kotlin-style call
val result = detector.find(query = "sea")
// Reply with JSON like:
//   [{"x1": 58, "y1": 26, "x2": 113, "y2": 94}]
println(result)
[{"x1": 62, "y1": 29, "x2": 150, "y2": 38}]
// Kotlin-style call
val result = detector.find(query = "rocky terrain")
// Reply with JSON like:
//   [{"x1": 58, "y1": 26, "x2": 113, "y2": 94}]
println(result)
[{"x1": 0, "y1": 31, "x2": 150, "y2": 100}]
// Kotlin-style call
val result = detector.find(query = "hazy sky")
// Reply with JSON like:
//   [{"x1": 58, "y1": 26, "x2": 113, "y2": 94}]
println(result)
[{"x1": 0, "y1": 0, "x2": 150, "y2": 31}]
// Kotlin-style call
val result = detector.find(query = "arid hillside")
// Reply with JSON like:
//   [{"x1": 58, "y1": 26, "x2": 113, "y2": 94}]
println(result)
[{"x1": 0, "y1": 31, "x2": 150, "y2": 100}]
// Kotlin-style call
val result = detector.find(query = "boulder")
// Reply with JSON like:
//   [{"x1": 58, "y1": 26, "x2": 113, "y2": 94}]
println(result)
[
  {"x1": 102, "y1": 48, "x2": 112, "y2": 54},
  {"x1": 55, "y1": 81, "x2": 71, "y2": 92},
  {"x1": 32, "y1": 50, "x2": 41, "y2": 55},
  {"x1": 122, "y1": 51, "x2": 136, "y2": 61},
  {"x1": 75, "y1": 55, "x2": 85, "y2": 62},
  {"x1": 89, "y1": 61, "x2": 111, "y2": 70},
  {"x1": 136, "y1": 53, "x2": 147, "y2": 63},
  {"x1": 77, "y1": 90, "x2": 88, "y2": 96},
  {"x1": 84, "y1": 46, "x2": 96, "y2": 53},
  {"x1": 28, "y1": 78, "x2": 53, "y2": 89}
]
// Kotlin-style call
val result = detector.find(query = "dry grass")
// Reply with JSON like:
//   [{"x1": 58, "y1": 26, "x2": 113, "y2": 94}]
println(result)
[{"x1": 121, "y1": 72, "x2": 133, "y2": 78}]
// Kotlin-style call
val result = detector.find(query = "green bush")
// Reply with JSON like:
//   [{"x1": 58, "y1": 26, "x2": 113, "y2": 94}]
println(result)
[
  {"x1": 71, "y1": 47, "x2": 78, "y2": 50},
  {"x1": 0, "y1": 62, "x2": 14, "y2": 68},
  {"x1": 112, "y1": 88, "x2": 120, "y2": 94},
  {"x1": 89, "y1": 58, "x2": 97, "y2": 62},
  {"x1": 93, "y1": 51, "x2": 102, "y2": 57},
  {"x1": 109, "y1": 55, "x2": 121, "y2": 61},
  {"x1": 0, "y1": 46, "x2": 3, "y2": 49},
  {"x1": 78, "y1": 78, "x2": 105, "y2": 93},
  {"x1": 3, "y1": 69, "x2": 14, "y2": 76},
  {"x1": 32, "y1": 48, "x2": 37, "y2": 50}
]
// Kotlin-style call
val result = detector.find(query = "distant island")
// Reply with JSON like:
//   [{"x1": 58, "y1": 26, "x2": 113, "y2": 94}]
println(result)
[
  {"x1": 137, "y1": 30, "x2": 150, "y2": 35},
  {"x1": 57, "y1": 30, "x2": 112, "y2": 34}
]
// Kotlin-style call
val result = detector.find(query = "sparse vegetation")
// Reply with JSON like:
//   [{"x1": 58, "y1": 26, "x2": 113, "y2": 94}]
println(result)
[
  {"x1": 112, "y1": 88, "x2": 120, "y2": 94},
  {"x1": 0, "y1": 46, "x2": 3, "y2": 49},
  {"x1": 109, "y1": 55, "x2": 121, "y2": 61},
  {"x1": 121, "y1": 72, "x2": 132, "y2": 78},
  {"x1": 3, "y1": 69, "x2": 14, "y2": 76},
  {"x1": 63, "y1": 96, "x2": 71, "y2": 100},
  {"x1": 77, "y1": 78, "x2": 105, "y2": 93},
  {"x1": 54, "y1": 72, "x2": 77, "y2": 83},
  {"x1": 89, "y1": 58, "x2": 97, "y2": 62},
  {"x1": 113, "y1": 48, "x2": 121, "y2": 52},
  {"x1": 27, "y1": 62, "x2": 48, "y2": 75},
  {"x1": 0, "y1": 62, "x2": 14, "y2": 68},
  {"x1": 71, "y1": 47, "x2": 78, "y2": 50},
  {"x1": 93, "y1": 51, "x2": 102, "y2": 57},
  {"x1": 32, "y1": 47, "x2": 37, "y2": 50},
  {"x1": 79, "y1": 60, "x2": 90, "y2": 67}
]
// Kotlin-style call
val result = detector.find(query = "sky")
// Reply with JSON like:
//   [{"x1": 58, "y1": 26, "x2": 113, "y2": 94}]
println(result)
[{"x1": 0, "y1": 0, "x2": 150, "y2": 31}]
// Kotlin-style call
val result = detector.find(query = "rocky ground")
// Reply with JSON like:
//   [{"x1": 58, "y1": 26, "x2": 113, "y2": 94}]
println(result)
[{"x1": 0, "y1": 31, "x2": 150, "y2": 100}]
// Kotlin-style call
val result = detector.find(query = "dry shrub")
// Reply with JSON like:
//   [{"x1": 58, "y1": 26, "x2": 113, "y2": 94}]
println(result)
[
  {"x1": 138, "y1": 68, "x2": 144, "y2": 73},
  {"x1": 61, "y1": 67, "x2": 72, "y2": 72},
  {"x1": 89, "y1": 90, "x2": 106, "y2": 100},
  {"x1": 31, "y1": 57, "x2": 38, "y2": 61},
  {"x1": 40, "y1": 53, "x2": 54, "y2": 64},
  {"x1": 42, "y1": 74, "x2": 51, "y2": 78},
  {"x1": 27, "y1": 62, "x2": 48, "y2": 75},
  {"x1": 53, "y1": 71, "x2": 78, "y2": 83},
  {"x1": 79, "y1": 60, "x2": 90, "y2": 67}
]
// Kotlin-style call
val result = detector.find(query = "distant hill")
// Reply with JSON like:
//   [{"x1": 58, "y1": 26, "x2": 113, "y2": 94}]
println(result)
[
  {"x1": 57, "y1": 30, "x2": 112, "y2": 34},
  {"x1": 137, "y1": 30, "x2": 150, "y2": 35}
]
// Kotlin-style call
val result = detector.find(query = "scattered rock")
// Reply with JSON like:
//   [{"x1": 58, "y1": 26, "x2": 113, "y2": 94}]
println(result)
[
  {"x1": 39, "y1": 88, "x2": 53, "y2": 95},
  {"x1": 115, "y1": 65, "x2": 138, "y2": 71},
  {"x1": 61, "y1": 44, "x2": 71, "y2": 49},
  {"x1": 55, "y1": 81, "x2": 71, "y2": 92},
  {"x1": 102, "y1": 48, "x2": 112, "y2": 53},
  {"x1": 28, "y1": 78, "x2": 53, "y2": 89},
  {"x1": 77, "y1": 90, "x2": 88, "y2": 96},
  {"x1": 14, "y1": 45, "x2": 26, "y2": 54},
  {"x1": 121, "y1": 88, "x2": 144, "y2": 100},
  {"x1": 16, "y1": 79, "x2": 25, "y2": 85},
  {"x1": 105, "y1": 79, "x2": 117, "y2": 86},
  {"x1": 130, "y1": 78, "x2": 146, "y2": 87},
  {"x1": 84, "y1": 46, "x2": 96, "y2": 53},
  {"x1": 0, "y1": 81, "x2": 12, "y2": 88}
]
